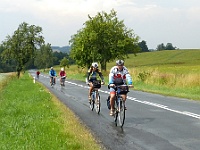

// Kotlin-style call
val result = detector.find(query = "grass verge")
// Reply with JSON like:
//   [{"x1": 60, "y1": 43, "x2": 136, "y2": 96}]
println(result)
[{"x1": 0, "y1": 73, "x2": 102, "y2": 150}]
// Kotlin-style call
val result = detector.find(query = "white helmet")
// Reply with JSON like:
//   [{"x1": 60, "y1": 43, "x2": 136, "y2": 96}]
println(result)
[
  {"x1": 50, "y1": 67, "x2": 53, "y2": 69},
  {"x1": 116, "y1": 60, "x2": 124, "y2": 66},
  {"x1": 92, "y1": 62, "x2": 98, "y2": 68},
  {"x1": 61, "y1": 68, "x2": 64, "y2": 71}
]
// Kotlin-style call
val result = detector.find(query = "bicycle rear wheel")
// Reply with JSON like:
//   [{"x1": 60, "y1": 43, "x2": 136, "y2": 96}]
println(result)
[
  {"x1": 95, "y1": 93, "x2": 100, "y2": 114},
  {"x1": 118, "y1": 98, "x2": 125, "y2": 127}
]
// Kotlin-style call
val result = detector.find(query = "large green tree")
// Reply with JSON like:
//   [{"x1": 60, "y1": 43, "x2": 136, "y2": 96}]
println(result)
[
  {"x1": 69, "y1": 9, "x2": 140, "y2": 71},
  {"x1": 1, "y1": 22, "x2": 44, "y2": 77}
]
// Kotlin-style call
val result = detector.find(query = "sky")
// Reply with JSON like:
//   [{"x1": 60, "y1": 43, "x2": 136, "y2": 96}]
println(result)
[{"x1": 1, "y1": 0, "x2": 200, "y2": 49}]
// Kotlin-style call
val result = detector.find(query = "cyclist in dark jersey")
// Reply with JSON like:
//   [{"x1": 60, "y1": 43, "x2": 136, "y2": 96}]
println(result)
[{"x1": 86, "y1": 62, "x2": 104, "y2": 102}]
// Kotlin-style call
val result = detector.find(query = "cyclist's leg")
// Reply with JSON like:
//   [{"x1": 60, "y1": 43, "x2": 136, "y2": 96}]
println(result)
[
  {"x1": 109, "y1": 88, "x2": 116, "y2": 116},
  {"x1": 121, "y1": 94, "x2": 126, "y2": 101},
  {"x1": 88, "y1": 82, "x2": 93, "y2": 101},
  {"x1": 54, "y1": 77, "x2": 56, "y2": 84},
  {"x1": 63, "y1": 78, "x2": 65, "y2": 86}
]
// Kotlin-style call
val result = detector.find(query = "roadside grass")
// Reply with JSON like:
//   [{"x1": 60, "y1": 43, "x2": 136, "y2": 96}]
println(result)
[
  {"x1": 47, "y1": 49, "x2": 200, "y2": 100},
  {"x1": 0, "y1": 73, "x2": 102, "y2": 150},
  {"x1": 0, "y1": 73, "x2": 16, "y2": 91}
]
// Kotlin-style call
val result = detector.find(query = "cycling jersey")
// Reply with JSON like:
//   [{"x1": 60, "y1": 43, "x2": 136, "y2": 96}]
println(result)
[
  {"x1": 49, "y1": 69, "x2": 56, "y2": 76},
  {"x1": 87, "y1": 68, "x2": 104, "y2": 82},
  {"x1": 59, "y1": 71, "x2": 66, "y2": 77},
  {"x1": 109, "y1": 66, "x2": 132, "y2": 85}
]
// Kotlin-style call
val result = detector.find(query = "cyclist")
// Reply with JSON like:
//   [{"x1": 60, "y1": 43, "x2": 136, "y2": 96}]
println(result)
[
  {"x1": 59, "y1": 67, "x2": 66, "y2": 86},
  {"x1": 108, "y1": 60, "x2": 133, "y2": 116},
  {"x1": 36, "y1": 70, "x2": 40, "y2": 79},
  {"x1": 86, "y1": 62, "x2": 105, "y2": 102},
  {"x1": 49, "y1": 67, "x2": 56, "y2": 84}
]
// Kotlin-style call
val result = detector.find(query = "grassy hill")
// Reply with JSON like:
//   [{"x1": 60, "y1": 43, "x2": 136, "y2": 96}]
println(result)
[{"x1": 107, "y1": 49, "x2": 200, "y2": 69}]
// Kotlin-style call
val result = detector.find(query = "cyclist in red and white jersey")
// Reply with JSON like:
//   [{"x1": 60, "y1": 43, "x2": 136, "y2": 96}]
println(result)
[{"x1": 108, "y1": 60, "x2": 133, "y2": 116}]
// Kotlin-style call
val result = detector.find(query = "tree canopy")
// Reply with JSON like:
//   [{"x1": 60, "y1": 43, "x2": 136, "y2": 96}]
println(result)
[
  {"x1": 138, "y1": 40, "x2": 149, "y2": 52},
  {"x1": 1, "y1": 22, "x2": 44, "y2": 77},
  {"x1": 69, "y1": 9, "x2": 140, "y2": 71},
  {"x1": 34, "y1": 43, "x2": 53, "y2": 70},
  {"x1": 156, "y1": 43, "x2": 176, "y2": 51}
]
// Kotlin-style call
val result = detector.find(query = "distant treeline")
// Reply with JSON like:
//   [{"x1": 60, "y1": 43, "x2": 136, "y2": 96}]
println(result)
[{"x1": 0, "y1": 45, "x2": 74, "y2": 73}]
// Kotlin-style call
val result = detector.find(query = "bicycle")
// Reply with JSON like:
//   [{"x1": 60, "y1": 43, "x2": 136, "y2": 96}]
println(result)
[
  {"x1": 60, "y1": 76, "x2": 66, "y2": 87},
  {"x1": 108, "y1": 84, "x2": 130, "y2": 127},
  {"x1": 50, "y1": 76, "x2": 56, "y2": 87},
  {"x1": 89, "y1": 80, "x2": 102, "y2": 114}
]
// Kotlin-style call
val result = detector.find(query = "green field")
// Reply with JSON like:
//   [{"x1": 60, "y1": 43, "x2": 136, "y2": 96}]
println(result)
[
  {"x1": 55, "y1": 49, "x2": 200, "y2": 100},
  {"x1": 0, "y1": 73, "x2": 102, "y2": 150}
]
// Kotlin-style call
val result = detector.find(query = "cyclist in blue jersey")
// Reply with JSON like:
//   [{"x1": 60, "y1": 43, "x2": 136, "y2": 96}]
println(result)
[
  {"x1": 49, "y1": 67, "x2": 56, "y2": 84},
  {"x1": 108, "y1": 60, "x2": 133, "y2": 116}
]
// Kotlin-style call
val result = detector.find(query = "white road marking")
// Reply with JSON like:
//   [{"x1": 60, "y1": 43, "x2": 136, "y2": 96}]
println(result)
[{"x1": 37, "y1": 74, "x2": 200, "y2": 120}]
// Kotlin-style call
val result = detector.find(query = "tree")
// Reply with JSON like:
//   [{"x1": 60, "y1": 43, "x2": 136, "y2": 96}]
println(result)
[
  {"x1": 165, "y1": 43, "x2": 176, "y2": 50},
  {"x1": 69, "y1": 9, "x2": 140, "y2": 71},
  {"x1": 156, "y1": 43, "x2": 166, "y2": 51},
  {"x1": 34, "y1": 43, "x2": 53, "y2": 71},
  {"x1": 156, "y1": 43, "x2": 176, "y2": 51},
  {"x1": 60, "y1": 57, "x2": 69, "y2": 70},
  {"x1": 1, "y1": 22, "x2": 44, "y2": 77},
  {"x1": 138, "y1": 40, "x2": 149, "y2": 52}
]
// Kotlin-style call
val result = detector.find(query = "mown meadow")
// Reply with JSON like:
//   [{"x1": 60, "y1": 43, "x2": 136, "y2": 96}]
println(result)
[
  {"x1": 60, "y1": 49, "x2": 200, "y2": 100},
  {"x1": 0, "y1": 73, "x2": 102, "y2": 150}
]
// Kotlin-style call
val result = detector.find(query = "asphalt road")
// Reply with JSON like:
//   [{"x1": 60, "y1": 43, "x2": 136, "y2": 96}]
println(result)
[{"x1": 30, "y1": 70, "x2": 200, "y2": 150}]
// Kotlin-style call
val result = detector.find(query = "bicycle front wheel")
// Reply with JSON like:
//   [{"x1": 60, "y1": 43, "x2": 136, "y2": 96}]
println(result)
[
  {"x1": 95, "y1": 92, "x2": 100, "y2": 114},
  {"x1": 89, "y1": 94, "x2": 94, "y2": 111},
  {"x1": 118, "y1": 98, "x2": 125, "y2": 127}
]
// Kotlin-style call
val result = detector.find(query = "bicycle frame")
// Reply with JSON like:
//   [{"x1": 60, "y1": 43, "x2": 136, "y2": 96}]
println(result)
[
  {"x1": 113, "y1": 85, "x2": 129, "y2": 127},
  {"x1": 60, "y1": 77, "x2": 65, "y2": 86},
  {"x1": 50, "y1": 76, "x2": 56, "y2": 87},
  {"x1": 90, "y1": 88, "x2": 101, "y2": 114}
]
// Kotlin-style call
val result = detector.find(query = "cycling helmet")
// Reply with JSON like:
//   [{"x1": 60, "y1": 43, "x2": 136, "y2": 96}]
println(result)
[
  {"x1": 116, "y1": 60, "x2": 124, "y2": 66},
  {"x1": 92, "y1": 62, "x2": 98, "y2": 68},
  {"x1": 61, "y1": 68, "x2": 64, "y2": 71},
  {"x1": 50, "y1": 67, "x2": 53, "y2": 69}
]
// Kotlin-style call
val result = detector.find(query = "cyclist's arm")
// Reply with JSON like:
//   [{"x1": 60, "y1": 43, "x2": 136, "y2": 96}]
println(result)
[
  {"x1": 86, "y1": 69, "x2": 91, "y2": 82},
  {"x1": 53, "y1": 70, "x2": 56, "y2": 76},
  {"x1": 125, "y1": 72, "x2": 134, "y2": 88},
  {"x1": 97, "y1": 71, "x2": 104, "y2": 82},
  {"x1": 126, "y1": 73, "x2": 132, "y2": 85}
]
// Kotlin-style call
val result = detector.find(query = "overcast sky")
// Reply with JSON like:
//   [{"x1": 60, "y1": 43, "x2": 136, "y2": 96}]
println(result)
[{"x1": 1, "y1": 0, "x2": 200, "y2": 49}]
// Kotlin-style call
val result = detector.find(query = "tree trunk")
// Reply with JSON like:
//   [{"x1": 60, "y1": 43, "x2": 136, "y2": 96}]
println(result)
[
  {"x1": 100, "y1": 59, "x2": 107, "y2": 71},
  {"x1": 16, "y1": 66, "x2": 22, "y2": 78}
]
